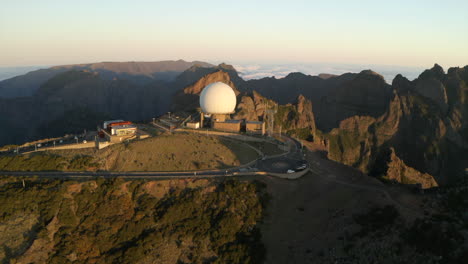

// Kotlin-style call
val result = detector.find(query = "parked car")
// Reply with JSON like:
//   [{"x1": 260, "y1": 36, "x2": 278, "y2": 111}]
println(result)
[
  {"x1": 296, "y1": 164, "x2": 307, "y2": 170},
  {"x1": 287, "y1": 169, "x2": 295, "y2": 174}
]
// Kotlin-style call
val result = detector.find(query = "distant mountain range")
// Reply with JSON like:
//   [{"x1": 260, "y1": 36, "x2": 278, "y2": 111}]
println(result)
[
  {"x1": 0, "y1": 60, "x2": 466, "y2": 187},
  {"x1": 0, "y1": 66, "x2": 45, "y2": 82},
  {"x1": 0, "y1": 60, "x2": 213, "y2": 98}
]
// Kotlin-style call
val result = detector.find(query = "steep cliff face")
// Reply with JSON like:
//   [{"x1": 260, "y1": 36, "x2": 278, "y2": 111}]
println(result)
[
  {"x1": 385, "y1": 148, "x2": 438, "y2": 188},
  {"x1": 233, "y1": 91, "x2": 317, "y2": 139},
  {"x1": 272, "y1": 95, "x2": 317, "y2": 139},
  {"x1": 327, "y1": 116, "x2": 376, "y2": 172},
  {"x1": 242, "y1": 72, "x2": 328, "y2": 105},
  {"x1": 317, "y1": 70, "x2": 392, "y2": 131},
  {"x1": 414, "y1": 64, "x2": 449, "y2": 113},
  {"x1": 291, "y1": 95, "x2": 317, "y2": 133},
  {"x1": 243, "y1": 70, "x2": 391, "y2": 132},
  {"x1": 326, "y1": 65, "x2": 468, "y2": 186},
  {"x1": 0, "y1": 70, "x2": 172, "y2": 145}
]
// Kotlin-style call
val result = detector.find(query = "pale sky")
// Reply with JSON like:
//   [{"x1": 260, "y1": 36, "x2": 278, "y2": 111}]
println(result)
[{"x1": 1, "y1": 0, "x2": 467, "y2": 68}]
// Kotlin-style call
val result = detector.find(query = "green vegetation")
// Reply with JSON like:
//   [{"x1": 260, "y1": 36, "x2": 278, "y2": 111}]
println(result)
[
  {"x1": 353, "y1": 205, "x2": 399, "y2": 237},
  {"x1": 327, "y1": 129, "x2": 366, "y2": 168},
  {"x1": 274, "y1": 105, "x2": 296, "y2": 130},
  {"x1": 0, "y1": 177, "x2": 266, "y2": 263},
  {"x1": 286, "y1": 128, "x2": 313, "y2": 141},
  {"x1": 343, "y1": 183, "x2": 468, "y2": 263},
  {"x1": 245, "y1": 141, "x2": 285, "y2": 156},
  {"x1": 0, "y1": 153, "x2": 97, "y2": 171},
  {"x1": 91, "y1": 133, "x2": 258, "y2": 171},
  {"x1": 0, "y1": 133, "x2": 258, "y2": 172},
  {"x1": 67, "y1": 155, "x2": 99, "y2": 170},
  {"x1": 404, "y1": 218, "x2": 464, "y2": 261}
]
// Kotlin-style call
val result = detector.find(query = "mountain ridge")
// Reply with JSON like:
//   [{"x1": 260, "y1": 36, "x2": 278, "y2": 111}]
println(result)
[{"x1": 0, "y1": 60, "x2": 214, "y2": 98}]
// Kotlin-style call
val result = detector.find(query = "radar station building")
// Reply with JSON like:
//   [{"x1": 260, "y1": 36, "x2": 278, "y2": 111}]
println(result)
[
  {"x1": 197, "y1": 82, "x2": 265, "y2": 135},
  {"x1": 246, "y1": 121, "x2": 266, "y2": 135},
  {"x1": 99, "y1": 120, "x2": 137, "y2": 143}
]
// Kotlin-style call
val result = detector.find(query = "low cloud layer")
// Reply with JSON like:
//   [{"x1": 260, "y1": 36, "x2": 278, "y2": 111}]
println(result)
[{"x1": 234, "y1": 63, "x2": 425, "y2": 83}]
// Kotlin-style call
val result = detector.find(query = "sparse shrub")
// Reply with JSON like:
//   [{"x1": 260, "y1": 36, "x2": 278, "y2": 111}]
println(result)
[
  {"x1": 0, "y1": 177, "x2": 266, "y2": 263},
  {"x1": 353, "y1": 205, "x2": 399, "y2": 236}
]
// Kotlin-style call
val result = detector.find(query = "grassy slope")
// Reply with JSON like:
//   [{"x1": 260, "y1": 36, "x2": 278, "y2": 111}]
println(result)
[
  {"x1": 0, "y1": 133, "x2": 259, "y2": 172},
  {"x1": 245, "y1": 141, "x2": 285, "y2": 156}
]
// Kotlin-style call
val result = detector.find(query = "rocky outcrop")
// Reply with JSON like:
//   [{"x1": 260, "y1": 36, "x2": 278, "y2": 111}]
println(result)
[
  {"x1": 327, "y1": 116, "x2": 376, "y2": 172},
  {"x1": 414, "y1": 64, "x2": 449, "y2": 113},
  {"x1": 183, "y1": 71, "x2": 238, "y2": 96},
  {"x1": 243, "y1": 72, "x2": 331, "y2": 105},
  {"x1": 295, "y1": 95, "x2": 317, "y2": 132},
  {"x1": 385, "y1": 148, "x2": 438, "y2": 189},
  {"x1": 234, "y1": 92, "x2": 317, "y2": 139},
  {"x1": 326, "y1": 65, "x2": 468, "y2": 186},
  {"x1": 243, "y1": 69, "x2": 392, "y2": 132},
  {"x1": 234, "y1": 91, "x2": 273, "y2": 121},
  {"x1": 172, "y1": 63, "x2": 244, "y2": 91},
  {"x1": 171, "y1": 70, "x2": 240, "y2": 112},
  {"x1": 272, "y1": 95, "x2": 317, "y2": 139},
  {"x1": 318, "y1": 70, "x2": 392, "y2": 131}
]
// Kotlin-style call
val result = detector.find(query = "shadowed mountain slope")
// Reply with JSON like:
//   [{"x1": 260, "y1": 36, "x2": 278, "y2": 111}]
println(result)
[
  {"x1": 0, "y1": 60, "x2": 213, "y2": 98},
  {"x1": 325, "y1": 64, "x2": 468, "y2": 186}
]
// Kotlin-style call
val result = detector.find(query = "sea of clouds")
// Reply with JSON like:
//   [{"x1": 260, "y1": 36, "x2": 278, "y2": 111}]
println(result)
[{"x1": 233, "y1": 63, "x2": 425, "y2": 83}]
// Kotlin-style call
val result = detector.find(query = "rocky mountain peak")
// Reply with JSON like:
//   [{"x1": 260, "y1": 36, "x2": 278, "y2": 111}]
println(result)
[
  {"x1": 318, "y1": 73, "x2": 337, "y2": 79},
  {"x1": 358, "y1": 69, "x2": 385, "y2": 80},
  {"x1": 392, "y1": 74, "x2": 413, "y2": 93},
  {"x1": 285, "y1": 72, "x2": 308, "y2": 79},
  {"x1": 431, "y1": 63, "x2": 445, "y2": 74},
  {"x1": 218, "y1": 63, "x2": 236, "y2": 71},
  {"x1": 418, "y1": 63, "x2": 445, "y2": 81},
  {"x1": 413, "y1": 64, "x2": 449, "y2": 113}
]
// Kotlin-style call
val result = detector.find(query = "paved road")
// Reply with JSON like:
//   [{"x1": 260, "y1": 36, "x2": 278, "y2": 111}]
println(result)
[
  {"x1": 256, "y1": 135, "x2": 308, "y2": 173},
  {"x1": 0, "y1": 169, "x2": 241, "y2": 179},
  {"x1": 0, "y1": 135, "x2": 92, "y2": 155}
]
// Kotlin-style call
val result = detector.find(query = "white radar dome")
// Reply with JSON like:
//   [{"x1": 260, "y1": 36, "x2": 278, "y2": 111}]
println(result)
[{"x1": 199, "y1": 82, "x2": 237, "y2": 114}]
